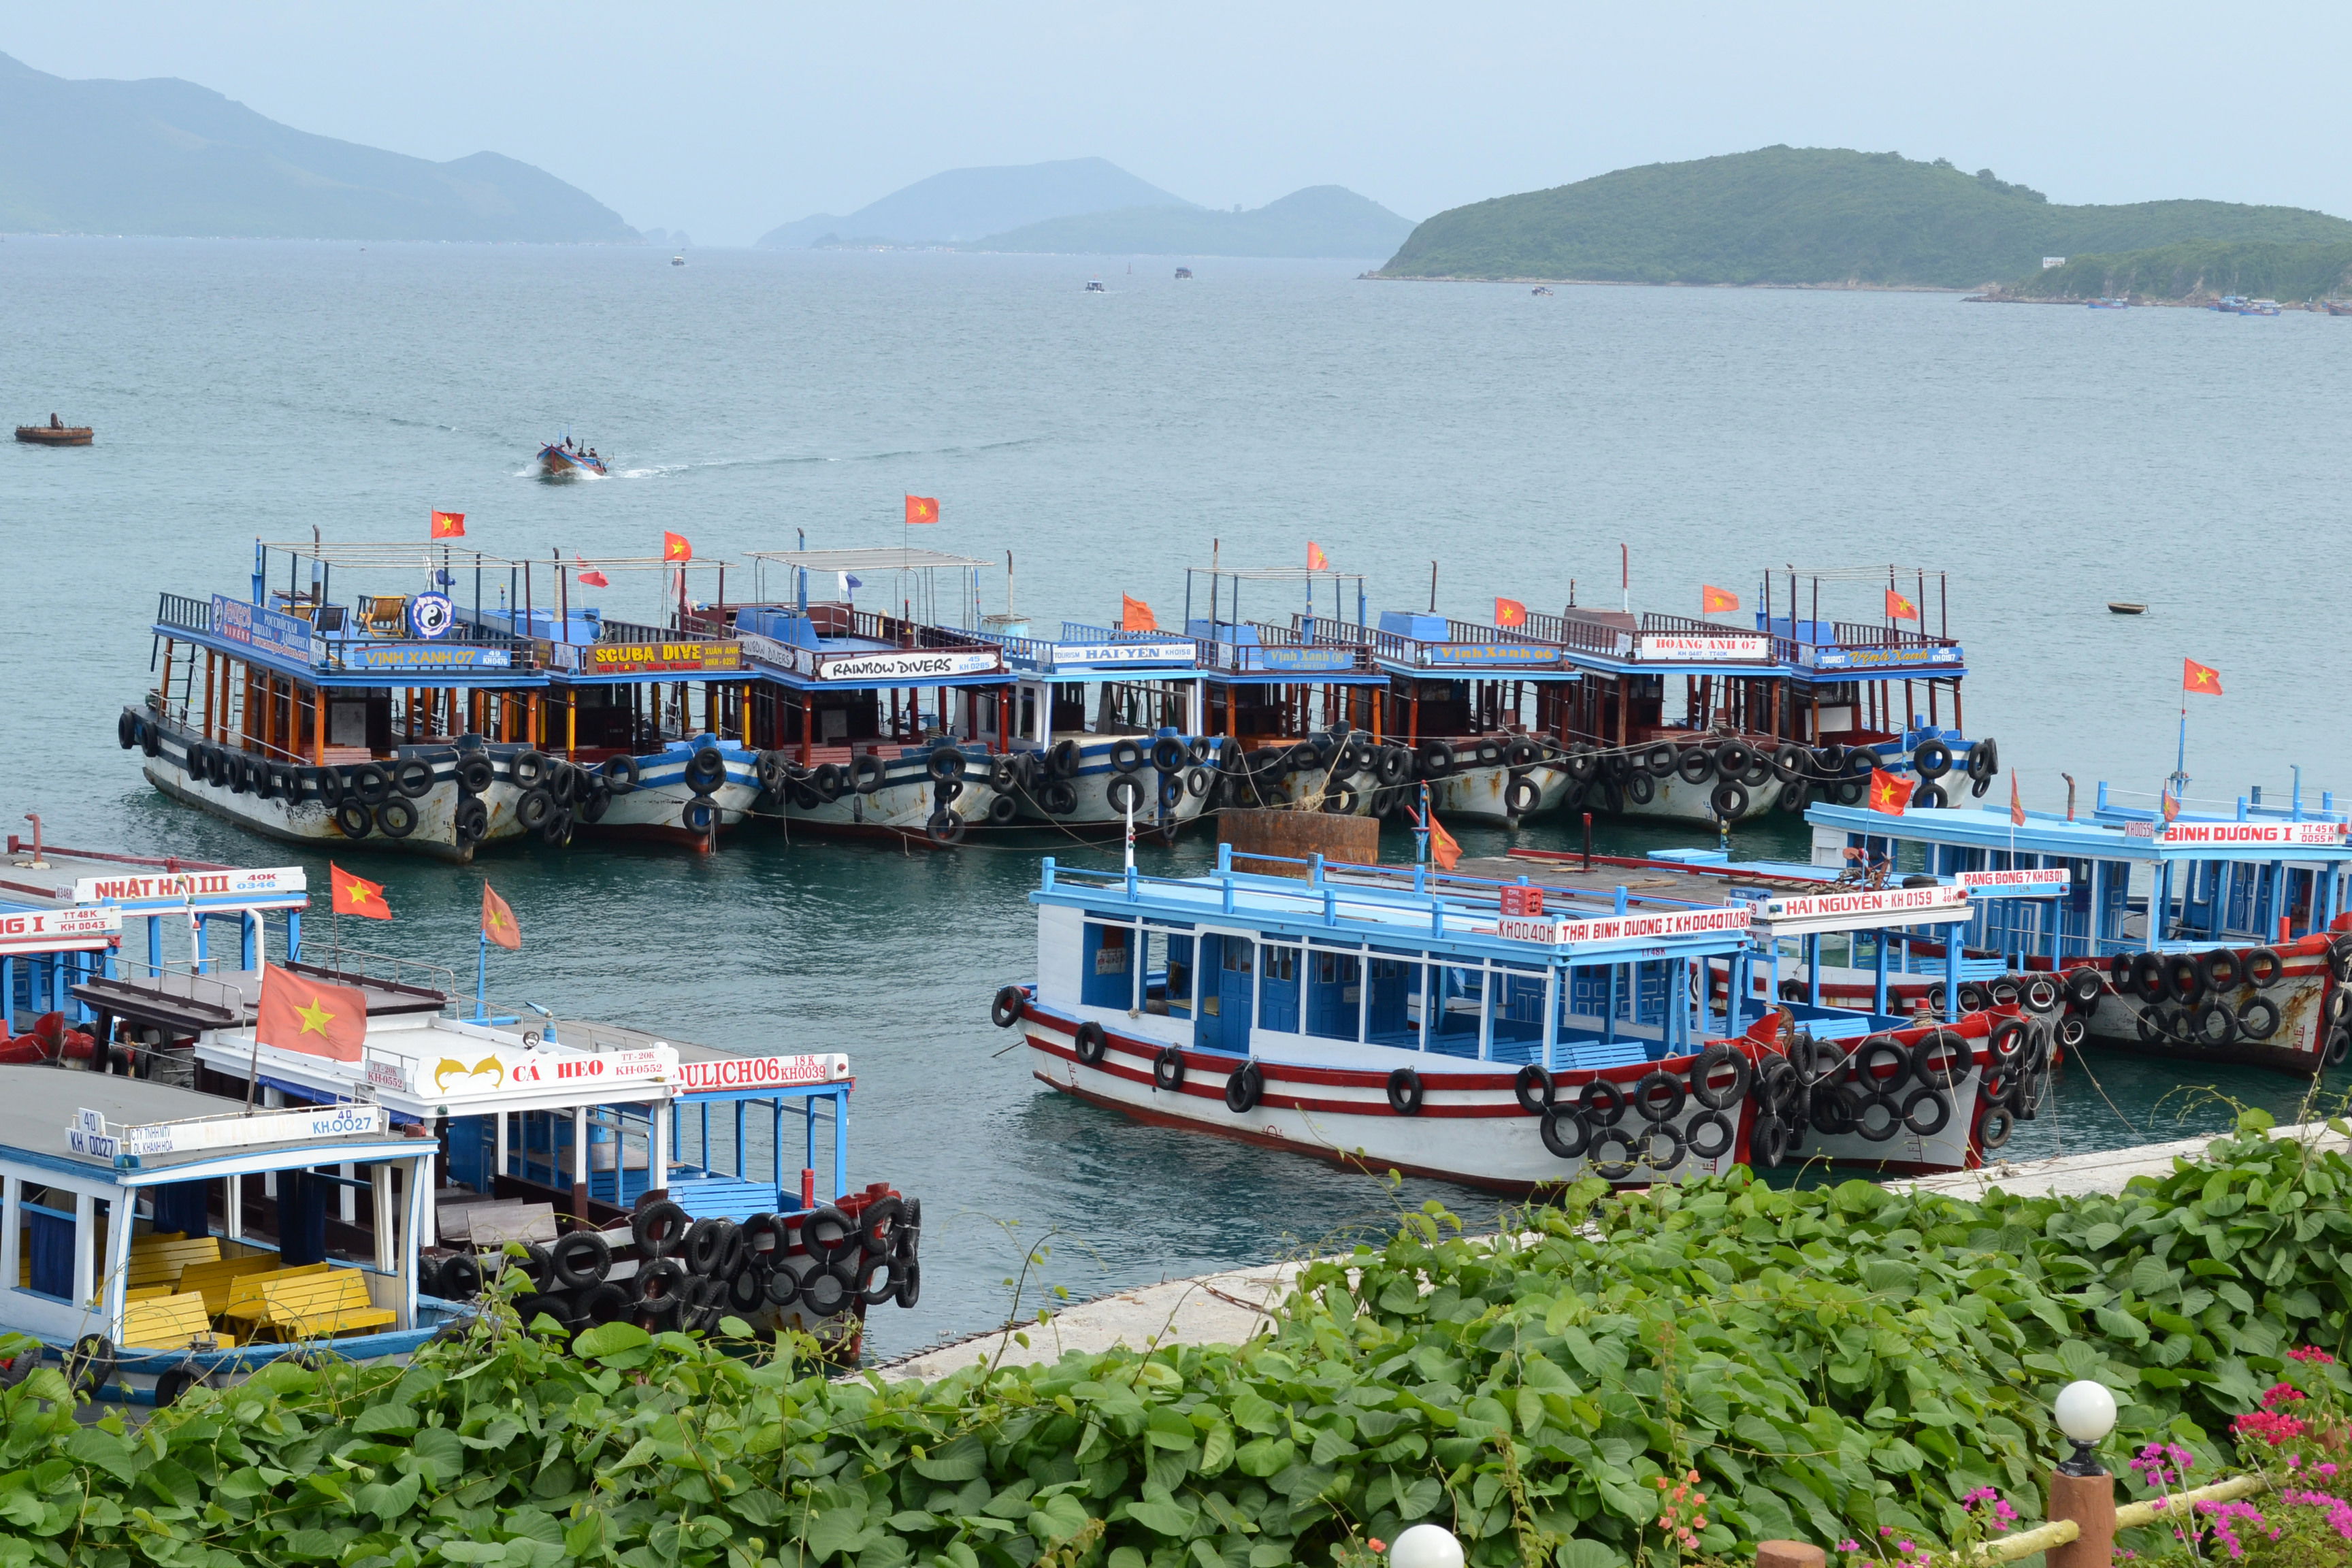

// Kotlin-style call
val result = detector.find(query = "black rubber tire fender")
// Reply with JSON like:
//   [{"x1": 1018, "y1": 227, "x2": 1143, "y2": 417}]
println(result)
[
  {"x1": 2245, "y1": 947, "x2": 2285, "y2": 986},
  {"x1": 1855, "y1": 1035, "x2": 1912, "y2": 1093},
  {"x1": 2166, "y1": 954, "x2": 2207, "y2": 1007},
  {"x1": 1912, "y1": 738, "x2": 1953, "y2": 779},
  {"x1": 1578, "y1": 1077, "x2": 1627, "y2": 1125},
  {"x1": 1631, "y1": 1068, "x2": 1685, "y2": 1123},
  {"x1": 1965, "y1": 737, "x2": 1999, "y2": 781},
  {"x1": 1639, "y1": 742, "x2": 1678, "y2": 777},
  {"x1": 798, "y1": 1206, "x2": 859, "y2": 1265},
  {"x1": 1978, "y1": 1106, "x2": 2015, "y2": 1151},
  {"x1": 600, "y1": 754, "x2": 640, "y2": 794},
  {"x1": 992, "y1": 985, "x2": 1026, "y2": 1028},
  {"x1": 1386, "y1": 1066, "x2": 1424, "y2": 1116},
  {"x1": 1586, "y1": 1125, "x2": 1640, "y2": 1181},
  {"x1": 1675, "y1": 746, "x2": 1715, "y2": 785},
  {"x1": 1377, "y1": 746, "x2": 1411, "y2": 785},
  {"x1": 764, "y1": 1261, "x2": 806, "y2": 1308},
  {"x1": 516, "y1": 787, "x2": 555, "y2": 830},
  {"x1": 1514, "y1": 1062, "x2": 1555, "y2": 1114},
  {"x1": 1048, "y1": 738, "x2": 1082, "y2": 778},
  {"x1": 925, "y1": 745, "x2": 966, "y2": 783},
  {"x1": 1689, "y1": 1045, "x2": 1751, "y2": 1110},
  {"x1": 1748, "y1": 1112, "x2": 1788, "y2": 1169},
  {"x1": 1041, "y1": 779, "x2": 1079, "y2": 815},
  {"x1": 2198, "y1": 949, "x2": 2242, "y2": 991},
  {"x1": 1686, "y1": 1109, "x2": 1735, "y2": 1161},
  {"x1": 1710, "y1": 781, "x2": 1749, "y2": 819},
  {"x1": 1152, "y1": 1045, "x2": 1185, "y2": 1092},
  {"x1": 1985, "y1": 1018, "x2": 2027, "y2": 1066},
  {"x1": 1901, "y1": 1088, "x2": 1953, "y2": 1137},
  {"x1": 1105, "y1": 775, "x2": 1145, "y2": 815},
  {"x1": 1714, "y1": 739, "x2": 1754, "y2": 779},
  {"x1": 335, "y1": 800, "x2": 372, "y2": 839},
  {"x1": 1641, "y1": 1122, "x2": 1688, "y2": 1171},
  {"x1": 66, "y1": 1335, "x2": 116, "y2": 1398},
  {"x1": 376, "y1": 798, "x2": 418, "y2": 838},
  {"x1": 630, "y1": 1199, "x2": 689, "y2": 1259},
  {"x1": 390, "y1": 757, "x2": 434, "y2": 798},
  {"x1": 2329, "y1": 1026, "x2": 2352, "y2": 1067},
  {"x1": 849, "y1": 755, "x2": 886, "y2": 794},
  {"x1": 1625, "y1": 771, "x2": 1656, "y2": 806},
  {"x1": 117, "y1": 710, "x2": 139, "y2": 750},
  {"x1": 2236, "y1": 995, "x2": 2282, "y2": 1041},
  {"x1": 549, "y1": 1230, "x2": 613, "y2": 1289},
  {"x1": 1771, "y1": 743, "x2": 1806, "y2": 781},
  {"x1": 1505, "y1": 774, "x2": 1541, "y2": 816},
  {"x1": 2191, "y1": 1000, "x2": 2239, "y2": 1047},
  {"x1": 2064, "y1": 966, "x2": 2106, "y2": 1008},
  {"x1": 579, "y1": 1282, "x2": 633, "y2": 1326},
  {"x1": 1563, "y1": 744, "x2": 1599, "y2": 783},
  {"x1": 1909, "y1": 1028, "x2": 1968, "y2": 1091},
  {"x1": 1150, "y1": 736, "x2": 1187, "y2": 773},
  {"x1": 1912, "y1": 781, "x2": 1948, "y2": 809},
  {"x1": 1539, "y1": 1105, "x2": 1590, "y2": 1159},
  {"x1": 2019, "y1": 975, "x2": 2062, "y2": 1015},
  {"x1": 2132, "y1": 951, "x2": 2168, "y2": 1002},
  {"x1": 2055, "y1": 1015, "x2": 2088, "y2": 1049},
  {"x1": 1418, "y1": 738, "x2": 1456, "y2": 778},
  {"x1": 684, "y1": 747, "x2": 728, "y2": 794},
  {"x1": 926, "y1": 808, "x2": 966, "y2": 845},
  {"x1": 1108, "y1": 737, "x2": 1146, "y2": 774},
  {"x1": 1224, "y1": 1061, "x2": 1264, "y2": 1113}
]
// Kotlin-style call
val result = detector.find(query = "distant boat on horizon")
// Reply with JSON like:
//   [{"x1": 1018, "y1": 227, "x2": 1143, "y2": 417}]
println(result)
[
  {"x1": 1084, "y1": 278, "x2": 1105, "y2": 293},
  {"x1": 671, "y1": 255, "x2": 685, "y2": 267}
]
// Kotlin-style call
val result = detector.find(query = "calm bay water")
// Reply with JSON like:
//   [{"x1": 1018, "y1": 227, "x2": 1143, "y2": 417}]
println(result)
[{"x1": 2, "y1": 238, "x2": 2347, "y2": 1358}]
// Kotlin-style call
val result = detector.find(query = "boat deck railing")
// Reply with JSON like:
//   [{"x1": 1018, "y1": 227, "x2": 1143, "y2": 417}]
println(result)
[
  {"x1": 1291, "y1": 614, "x2": 1565, "y2": 671},
  {"x1": 2095, "y1": 781, "x2": 2349, "y2": 824},
  {"x1": 156, "y1": 592, "x2": 543, "y2": 674},
  {"x1": 1188, "y1": 621, "x2": 1378, "y2": 676}
]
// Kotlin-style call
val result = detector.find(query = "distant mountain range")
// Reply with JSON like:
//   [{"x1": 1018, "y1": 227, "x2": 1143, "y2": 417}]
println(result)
[
  {"x1": 758, "y1": 159, "x2": 1411, "y2": 258},
  {"x1": 0, "y1": 52, "x2": 635, "y2": 242},
  {"x1": 1377, "y1": 147, "x2": 2352, "y2": 289}
]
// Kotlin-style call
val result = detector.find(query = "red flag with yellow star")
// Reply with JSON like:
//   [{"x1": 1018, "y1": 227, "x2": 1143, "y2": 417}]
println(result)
[
  {"x1": 255, "y1": 963, "x2": 367, "y2": 1062},
  {"x1": 1494, "y1": 598, "x2": 1527, "y2": 628},
  {"x1": 1867, "y1": 768, "x2": 1911, "y2": 815},
  {"x1": 329, "y1": 863, "x2": 391, "y2": 920},
  {"x1": 2183, "y1": 658, "x2": 2223, "y2": 695},
  {"x1": 481, "y1": 882, "x2": 521, "y2": 951},
  {"x1": 1426, "y1": 808, "x2": 1461, "y2": 871},
  {"x1": 905, "y1": 495, "x2": 940, "y2": 525},
  {"x1": 430, "y1": 510, "x2": 465, "y2": 539},
  {"x1": 1702, "y1": 585, "x2": 1740, "y2": 614},
  {"x1": 662, "y1": 531, "x2": 691, "y2": 561},
  {"x1": 1886, "y1": 589, "x2": 1919, "y2": 621},
  {"x1": 1307, "y1": 542, "x2": 1331, "y2": 571}
]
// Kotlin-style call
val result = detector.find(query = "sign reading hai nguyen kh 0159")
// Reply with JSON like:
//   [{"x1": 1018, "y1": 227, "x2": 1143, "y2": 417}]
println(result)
[{"x1": 590, "y1": 640, "x2": 745, "y2": 676}]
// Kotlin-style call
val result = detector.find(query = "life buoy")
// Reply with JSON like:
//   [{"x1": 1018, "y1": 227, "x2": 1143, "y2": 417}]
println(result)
[
  {"x1": 992, "y1": 985, "x2": 1026, "y2": 1028},
  {"x1": 1109, "y1": 738, "x2": 1146, "y2": 774},
  {"x1": 1049, "y1": 738, "x2": 1082, "y2": 778},
  {"x1": 1539, "y1": 1105, "x2": 1590, "y2": 1158},
  {"x1": 1151, "y1": 736, "x2": 1187, "y2": 773},
  {"x1": 1225, "y1": 1062, "x2": 1264, "y2": 1113},
  {"x1": 1505, "y1": 774, "x2": 1541, "y2": 815},
  {"x1": 1676, "y1": 747, "x2": 1715, "y2": 785},
  {"x1": 1912, "y1": 739, "x2": 1953, "y2": 779},
  {"x1": 511, "y1": 749, "x2": 549, "y2": 787},
  {"x1": 1153, "y1": 1045, "x2": 1185, "y2": 1092},
  {"x1": 926, "y1": 746, "x2": 966, "y2": 783},
  {"x1": 926, "y1": 808, "x2": 966, "y2": 845},
  {"x1": 1386, "y1": 1066, "x2": 1425, "y2": 1116},
  {"x1": 685, "y1": 747, "x2": 728, "y2": 794},
  {"x1": 1690, "y1": 1045, "x2": 1751, "y2": 1109},
  {"x1": 376, "y1": 798, "x2": 418, "y2": 838},
  {"x1": 1709, "y1": 781, "x2": 1749, "y2": 819},
  {"x1": 600, "y1": 754, "x2": 640, "y2": 795},
  {"x1": 1514, "y1": 1062, "x2": 1555, "y2": 1113},
  {"x1": 1106, "y1": 776, "x2": 1145, "y2": 814},
  {"x1": 849, "y1": 755, "x2": 886, "y2": 794},
  {"x1": 393, "y1": 758, "x2": 436, "y2": 798}
]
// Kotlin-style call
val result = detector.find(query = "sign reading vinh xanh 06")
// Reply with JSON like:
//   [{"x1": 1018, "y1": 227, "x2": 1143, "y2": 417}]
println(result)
[
  {"x1": 590, "y1": 641, "x2": 745, "y2": 676},
  {"x1": 1496, "y1": 904, "x2": 1750, "y2": 947}
]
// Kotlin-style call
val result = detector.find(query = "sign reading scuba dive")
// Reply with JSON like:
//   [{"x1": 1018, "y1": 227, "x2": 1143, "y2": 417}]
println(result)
[
  {"x1": 590, "y1": 640, "x2": 745, "y2": 676},
  {"x1": 211, "y1": 595, "x2": 318, "y2": 664},
  {"x1": 1635, "y1": 632, "x2": 1772, "y2": 662}
]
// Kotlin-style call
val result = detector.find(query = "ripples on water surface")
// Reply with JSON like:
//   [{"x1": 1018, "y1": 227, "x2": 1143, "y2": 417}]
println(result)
[{"x1": 3, "y1": 240, "x2": 2348, "y2": 1357}]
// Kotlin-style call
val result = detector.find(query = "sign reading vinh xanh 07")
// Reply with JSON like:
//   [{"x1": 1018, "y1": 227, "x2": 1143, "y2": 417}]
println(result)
[
  {"x1": 590, "y1": 640, "x2": 745, "y2": 676},
  {"x1": 1495, "y1": 904, "x2": 1750, "y2": 947}
]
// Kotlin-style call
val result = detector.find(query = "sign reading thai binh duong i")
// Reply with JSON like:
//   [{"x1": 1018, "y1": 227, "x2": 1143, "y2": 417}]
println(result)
[{"x1": 589, "y1": 640, "x2": 745, "y2": 676}]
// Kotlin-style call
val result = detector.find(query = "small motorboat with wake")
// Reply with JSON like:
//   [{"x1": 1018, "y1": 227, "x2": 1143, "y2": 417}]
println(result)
[{"x1": 537, "y1": 438, "x2": 608, "y2": 478}]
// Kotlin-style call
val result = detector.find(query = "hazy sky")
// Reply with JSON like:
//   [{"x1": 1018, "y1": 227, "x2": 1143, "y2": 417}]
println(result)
[{"x1": 6, "y1": 2, "x2": 2346, "y2": 246}]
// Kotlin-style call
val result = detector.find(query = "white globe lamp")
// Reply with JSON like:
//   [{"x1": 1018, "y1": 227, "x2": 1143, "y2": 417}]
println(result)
[
  {"x1": 1389, "y1": 1524, "x2": 1465, "y2": 1568},
  {"x1": 2054, "y1": 1379, "x2": 2117, "y2": 1476}
]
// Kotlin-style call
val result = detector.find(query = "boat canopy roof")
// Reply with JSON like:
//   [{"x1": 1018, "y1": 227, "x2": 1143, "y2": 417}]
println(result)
[
  {"x1": 1808, "y1": 800, "x2": 2352, "y2": 864},
  {"x1": 736, "y1": 603, "x2": 1011, "y2": 691},
  {"x1": 0, "y1": 1067, "x2": 416, "y2": 1181}
]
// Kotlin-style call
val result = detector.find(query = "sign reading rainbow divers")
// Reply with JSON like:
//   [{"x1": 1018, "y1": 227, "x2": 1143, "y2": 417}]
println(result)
[
  {"x1": 591, "y1": 641, "x2": 745, "y2": 676},
  {"x1": 212, "y1": 595, "x2": 316, "y2": 664}
]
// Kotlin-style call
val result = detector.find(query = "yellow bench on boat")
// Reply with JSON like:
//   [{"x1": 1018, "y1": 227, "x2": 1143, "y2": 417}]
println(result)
[
  {"x1": 254, "y1": 1270, "x2": 396, "y2": 1341},
  {"x1": 120, "y1": 1290, "x2": 234, "y2": 1350},
  {"x1": 200, "y1": 1259, "x2": 327, "y2": 1324},
  {"x1": 127, "y1": 1235, "x2": 221, "y2": 1290}
]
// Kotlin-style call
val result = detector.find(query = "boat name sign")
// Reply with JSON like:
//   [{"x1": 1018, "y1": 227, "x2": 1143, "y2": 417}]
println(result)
[
  {"x1": 211, "y1": 595, "x2": 317, "y2": 665},
  {"x1": 345, "y1": 644, "x2": 511, "y2": 671},
  {"x1": 1955, "y1": 868, "x2": 2073, "y2": 894},
  {"x1": 768, "y1": 646, "x2": 1004, "y2": 682},
  {"x1": 417, "y1": 1044, "x2": 674, "y2": 1100},
  {"x1": 1496, "y1": 905, "x2": 1750, "y2": 947},
  {"x1": 1810, "y1": 644, "x2": 1963, "y2": 671},
  {"x1": 2155, "y1": 821, "x2": 2349, "y2": 847},
  {"x1": 71, "y1": 866, "x2": 307, "y2": 905},
  {"x1": 1051, "y1": 640, "x2": 1196, "y2": 669},
  {"x1": 1751, "y1": 883, "x2": 1971, "y2": 931},
  {"x1": 591, "y1": 641, "x2": 745, "y2": 676},
  {"x1": 1635, "y1": 632, "x2": 1772, "y2": 662},
  {"x1": 68, "y1": 1102, "x2": 386, "y2": 1160},
  {"x1": 676, "y1": 1052, "x2": 851, "y2": 1094},
  {"x1": 0, "y1": 905, "x2": 121, "y2": 954}
]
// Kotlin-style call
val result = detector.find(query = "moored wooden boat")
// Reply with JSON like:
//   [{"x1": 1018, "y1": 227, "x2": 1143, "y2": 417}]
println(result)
[{"x1": 14, "y1": 421, "x2": 91, "y2": 445}]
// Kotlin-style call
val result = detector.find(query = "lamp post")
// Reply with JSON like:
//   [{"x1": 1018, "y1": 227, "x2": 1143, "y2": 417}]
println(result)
[
  {"x1": 2048, "y1": 1379, "x2": 2119, "y2": 1568},
  {"x1": 1389, "y1": 1524, "x2": 1464, "y2": 1568}
]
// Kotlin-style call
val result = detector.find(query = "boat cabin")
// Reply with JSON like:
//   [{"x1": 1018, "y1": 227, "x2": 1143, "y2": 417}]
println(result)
[
  {"x1": 1180, "y1": 566, "x2": 1389, "y2": 745},
  {"x1": 986, "y1": 621, "x2": 1206, "y2": 748}
]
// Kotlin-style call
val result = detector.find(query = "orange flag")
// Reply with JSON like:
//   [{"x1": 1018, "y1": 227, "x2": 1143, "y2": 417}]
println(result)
[
  {"x1": 430, "y1": 510, "x2": 466, "y2": 538},
  {"x1": 1306, "y1": 542, "x2": 1330, "y2": 571},
  {"x1": 1867, "y1": 768, "x2": 1910, "y2": 815},
  {"x1": 1121, "y1": 594, "x2": 1157, "y2": 633},
  {"x1": 905, "y1": 495, "x2": 940, "y2": 525},
  {"x1": 2010, "y1": 773, "x2": 2025, "y2": 827},
  {"x1": 1426, "y1": 809, "x2": 1461, "y2": 871},
  {"x1": 256, "y1": 963, "x2": 368, "y2": 1062},
  {"x1": 481, "y1": 883, "x2": 521, "y2": 951},
  {"x1": 1702, "y1": 585, "x2": 1739, "y2": 614},
  {"x1": 1494, "y1": 597, "x2": 1527, "y2": 628},
  {"x1": 329, "y1": 862, "x2": 391, "y2": 919},
  {"x1": 576, "y1": 555, "x2": 610, "y2": 589},
  {"x1": 2161, "y1": 785, "x2": 2182, "y2": 823},
  {"x1": 662, "y1": 531, "x2": 691, "y2": 561},
  {"x1": 2183, "y1": 658, "x2": 2223, "y2": 695},
  {"x1": 1886, "y1": 589, "x2": 1919, "y2": 621}
]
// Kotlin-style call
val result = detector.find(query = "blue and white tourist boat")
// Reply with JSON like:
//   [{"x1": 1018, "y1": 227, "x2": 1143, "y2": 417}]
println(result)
[
  {"x1": 1805, "y1": 779, "x2": 2352, "y2": 1075},
  {"x1": 990, "y1": 843, "x2": 2023, "y2": 1190}
]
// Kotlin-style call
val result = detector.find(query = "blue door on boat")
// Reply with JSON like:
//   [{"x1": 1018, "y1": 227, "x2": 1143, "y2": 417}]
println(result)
[
  {"x1": 1196, "y1": 935, "x2": 1254, "y2": 1053},
  {"x1": 1367, "y1": 953, "x2": 1418, "y2": 1046},
  {"x1": 1259, "y1": 944, "x2": 1301, "y2": 1034}
]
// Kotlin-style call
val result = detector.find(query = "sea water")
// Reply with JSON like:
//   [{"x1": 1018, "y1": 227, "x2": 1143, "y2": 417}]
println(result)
[{"x1": 3, "y1": 238, "x2": 2346, "y2": 1358}]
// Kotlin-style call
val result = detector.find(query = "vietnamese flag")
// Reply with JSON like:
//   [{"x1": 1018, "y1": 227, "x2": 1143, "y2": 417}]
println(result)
[
  {"x1": 1306, "y1": 542, "x2": 1330, "y2": 572},
  {"x1": 256, "y1": 963, "x2": 368, "y2": 1062},
  {"x1": 575, "y1": 555, "x2": 610, "y2": 589},
  {"x1": 1702, "y1": 585, "x2": 1740, "y2": 614},
  {"x1": 1867, "y1": 768, "x2": 1911, "y2": 815},
  {"x1": 2010, "y1": 773, "x2": 2025, "y2": 827},
  {"x1": 1886, "y1": 589, "x2": 1919, "y2": 621},
  {"x1": 481, "y1": 883, "x2": 521, "y2": 951},
  {"x1": 662, "y1": 531, "x2": 691, "y2": 561},
  {"x1": 905, "y1": 495, "x2": 940, "y2": 525},
  {"x1": 2183, "y1": 658, "x2": 2223, "y2": 695},
  {"x1": 430, "y1": 510, "x2": 466, "y2": 539},
  {"x1": 1494, "y1": 597, "x2": 1527, "y2": 628},
  {"x1": 1120, "y1": 594, "x2": 1157, "y2": 633},
  {"x1": 1426, "y1": 808, "x2": 1461, "y2": 872},
  {"x1": 329, "y1": 862, "x2": 391, "y2": 919}
]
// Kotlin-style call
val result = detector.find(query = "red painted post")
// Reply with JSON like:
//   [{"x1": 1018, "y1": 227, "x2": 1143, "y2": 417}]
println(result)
[{"x1": 2047, "y1": 1471, "x2": 2115, "y2": 1568}]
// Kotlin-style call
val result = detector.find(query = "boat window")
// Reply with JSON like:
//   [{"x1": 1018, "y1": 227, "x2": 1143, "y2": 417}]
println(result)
[
  {"x1": 1305, "y1": 949, "x2": 1362, "y2": 1042},
  {"x1": 1142, "y1": 931, "x2": 1195, "y2": 1017},
  {"x1": 1365, "y1": 953, "x2": 1422, "y2": 1047},
  {"x1": 1428, "y1": 964, "x2": 1484, "y2": 1058},
  {"x1": 1259, "y1": 943, "x2": 1302, "y2": 1034},
  {"x1": 1487, "y1": 968, "x2": 1547, "y2": 1063},
  {"x1": 1081, "y1": 923, "x2": 1135, "y2": 1008}
]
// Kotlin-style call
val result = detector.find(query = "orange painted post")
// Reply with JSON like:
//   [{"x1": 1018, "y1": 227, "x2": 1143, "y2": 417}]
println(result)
[
  {"x1": 2046, "y1": 1473, "x2": 2115, "y2": 1568},
  {"x1": 1754, "y1": 1544, "x2": 1825, "y2": 1568}
]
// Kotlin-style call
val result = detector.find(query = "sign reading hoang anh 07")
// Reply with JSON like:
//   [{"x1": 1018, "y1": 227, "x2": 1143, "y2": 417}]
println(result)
[{"x1": 591, "y1": 640, "x2": 745, "y2": 676}]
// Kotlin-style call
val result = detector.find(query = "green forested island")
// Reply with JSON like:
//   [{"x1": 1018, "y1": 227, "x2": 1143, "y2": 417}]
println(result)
[
  {"x1": 1378, "y1": 146, "x2": 2352, "y2": 289},
  {"x1": 1999, "y1": 240, "x2": 2352, "y2": 301}
]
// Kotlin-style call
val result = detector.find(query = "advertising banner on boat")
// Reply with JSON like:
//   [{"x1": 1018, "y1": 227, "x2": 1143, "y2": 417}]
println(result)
[
  {"x1": 0, "y1": 904, "x2": 120, "y2": 954},
  {"x1": 1414, "y1": 641, "x2": 1560, "y2": 668},
  {"x1": 211, "y1": 594, "x2": 318, "y2": 666},
  {"x1": 1047, "y1": 640, "x2": 1196, "y2": 670},
  {"x1": 2154, "y1": 820, "x2": 2351, "y2": 850},
  {"x1": 415, "y1": 1043, "x2": 676, "y2": 1100},
  {"x1": 1496, "y1": 904, "x2": 1750, "y2": 947},
  {"x1": 341, "y1": 644, "x2": 512, "y2": 672},
  {"x1": 1749, "y1": 883, "x2": 1971, "y2": 934},
  {"x1": 1955, "y1": 868, "x2": 2072, "y2": 896},
  {"x1": 70, "y1": 866, "x2": 308, "y2": 910},
  {"x1": 67, "y1": 1102, "x2": 387, "y2": 1161},
  {"x1": 1243, "y1": 645, "x2": 1359, "y2": 674},
  {"x1": 769, "y1": 645, "x2": 1005, "y2": 683},
  {"x1": 1633, "y1": 632, "x2": 1774, "y2": 663},
  {"x1": 1809, "y1": 644, "x2": 1964, "y2": 671},
  {"x1": 676, "y1": 1051, "x2": 851, "y2": 1094},
  {"x1": 589, "y1": 640, "x2": 745, "y2": 676}
]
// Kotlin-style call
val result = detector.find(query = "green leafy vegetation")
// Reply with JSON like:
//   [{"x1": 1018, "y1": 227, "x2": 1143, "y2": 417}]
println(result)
[
  {"x1": 2002, "y1": 241, "x2": 2352, "y2": 302},
  {"x1": 7, "y1": 1113, "x2": 2352, "y2": 1568},
  {"x1": 1377, "y1": 146, "x2": 2352, "y2": 288}
]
